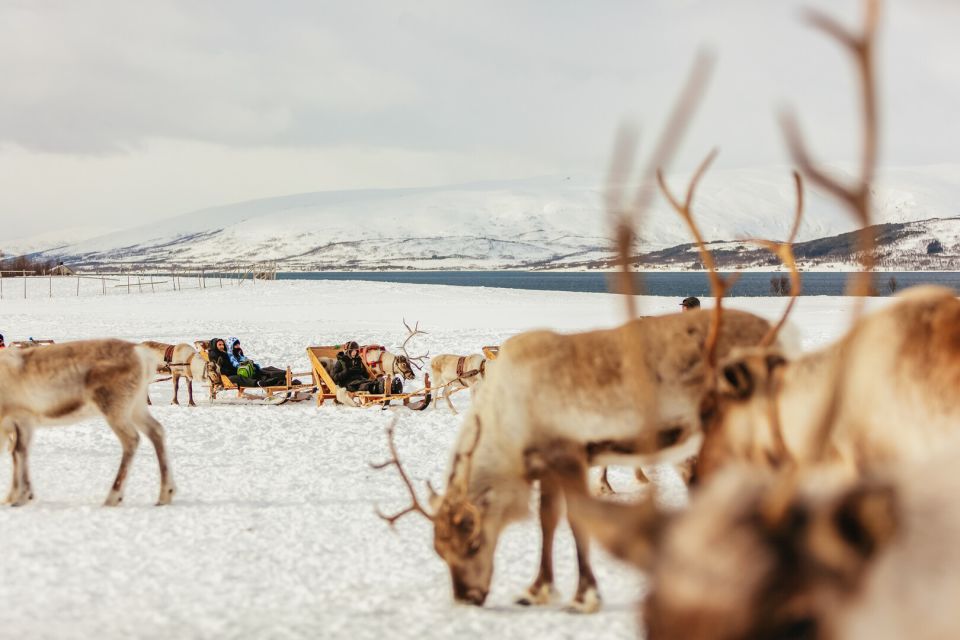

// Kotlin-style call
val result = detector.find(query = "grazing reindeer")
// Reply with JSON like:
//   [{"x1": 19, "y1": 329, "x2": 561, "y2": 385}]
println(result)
[
  {"x1": 0, "y1": 339, "x2": 176, "y2": 506},
  {"x1": 376, "y1": 306, "x2": 779, "y2": 611},
  {"x1": 141, "y1": 340, "x2": 206, "y2": 407},
  {"x1": 429, "y1": 353, "x2": 487, "y2": 413}
]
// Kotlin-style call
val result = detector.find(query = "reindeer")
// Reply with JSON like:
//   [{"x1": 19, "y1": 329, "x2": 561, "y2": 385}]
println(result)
[
  {"x1": 375, "y1": 305, "x2": 782, "y2": 611},
  {"x1": 698, "y1": 285, "x2": 960, "y2": 481},
  {"x1": 526, "y1": 435, "x2": 960, "y2": 640},
  {"x1": 0, "y1": 339, "x2": 176, "y2": 506},
  {"x1": 141, "y1": 340, "x2": 206, "y2": 407},
  {"x1": 355, "y1": 320, "x2": 430, "y2": 383},
  {"x1": 429, "y1": 353, "x2": 488, "y2": 413}
]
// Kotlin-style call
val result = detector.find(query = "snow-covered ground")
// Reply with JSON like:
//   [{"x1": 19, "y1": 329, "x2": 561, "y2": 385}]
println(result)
[{"x1": 0, "y1": 280, "x2": 883, "y2": 639}]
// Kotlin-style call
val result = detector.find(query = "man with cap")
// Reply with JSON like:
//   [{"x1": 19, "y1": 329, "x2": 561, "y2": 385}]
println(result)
[{"x1": 680, "y1": 297, "x2": 701, "y2": 312}]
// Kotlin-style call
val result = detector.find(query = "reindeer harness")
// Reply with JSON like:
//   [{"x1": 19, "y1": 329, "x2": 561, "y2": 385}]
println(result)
[
  {"x1": 360, "y1": 345, "x2": 387, "y2": 377},
  {"x1": 456, "y1": 357, "x2": 487, "y2": 382}
]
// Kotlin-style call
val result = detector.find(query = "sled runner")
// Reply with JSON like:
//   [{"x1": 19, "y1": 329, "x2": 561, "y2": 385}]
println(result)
[{"x1": 10, "y1": 339, "x2": 55, "y2": 348}]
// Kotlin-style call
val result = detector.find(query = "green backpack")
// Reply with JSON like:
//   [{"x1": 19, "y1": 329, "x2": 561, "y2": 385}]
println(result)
[{"x1": 237, "y1": 361, "x2": 256, "y2": 378}]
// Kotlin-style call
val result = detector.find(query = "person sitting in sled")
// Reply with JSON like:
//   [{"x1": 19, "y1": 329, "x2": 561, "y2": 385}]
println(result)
[
  {"x1": 0, "y1": 333, "x2": 5, "y2": 349},
  {"x1": 209, "y1": 337, "x2": 296, "y2": 387},
  {"x1": 332, "y1": 341, "x2": 401, "y2": 394}
]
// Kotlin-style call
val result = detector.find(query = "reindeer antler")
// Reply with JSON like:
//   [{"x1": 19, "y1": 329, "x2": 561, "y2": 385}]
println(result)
[
  {"x1": 782, "y1": 0, "x2": 881, "y2": 463},
  {"x1": 782, "y1": 0, "x2": 879, "y2": 299},
  {"x1": 657, "y1": 149, "x2": 737, "y2": 370},
  {"x1": 371, "y1": 418, "x2": 436, "y2": 526},
  {"x1": 445, "y1": 417, "x2": 484, "y2": 497},
  {"x1": 606, "y1": 51, "x2": 715, "y2": 319},
  {"x1": 743, "y1": 171, "x2": 806, "y2": 347},
  {"x1": 399, "y1": 318, "x2": 430, "y2": 370}
]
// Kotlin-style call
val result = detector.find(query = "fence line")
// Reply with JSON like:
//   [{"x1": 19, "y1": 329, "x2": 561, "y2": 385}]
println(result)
[{"x1": 0, "y1": 264, "x2": 278, "y2": 300}]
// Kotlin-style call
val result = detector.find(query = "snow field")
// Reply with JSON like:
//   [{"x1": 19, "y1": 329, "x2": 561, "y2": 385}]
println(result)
[{"x1": 0, "y1": 280, "x2": 875, "y2": 638}]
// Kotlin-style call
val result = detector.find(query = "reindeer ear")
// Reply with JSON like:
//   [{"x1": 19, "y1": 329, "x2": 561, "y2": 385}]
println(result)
[
  {"x1": 719, "y1": 361, "x2": 755, "y2": 399},
  {"x1": 833, "y1": 483, "x2": 898, "y2": 560}
]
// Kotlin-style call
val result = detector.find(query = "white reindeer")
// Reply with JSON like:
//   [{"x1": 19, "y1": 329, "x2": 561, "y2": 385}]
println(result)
[
  {"x1": 0, "y1": 339, "x2": 176, "y2": 506},
  {"x1": 429, "y1": 354, "x2": 487, "y2": 413},
  {"x1": 141, "y1": 340, "x2": 206, "y2": 407}
]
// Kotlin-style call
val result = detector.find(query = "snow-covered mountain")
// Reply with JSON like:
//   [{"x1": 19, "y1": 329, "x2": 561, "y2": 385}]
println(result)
[{"x1": 15, "y1": 166, "x2": 960, "y2": 270}]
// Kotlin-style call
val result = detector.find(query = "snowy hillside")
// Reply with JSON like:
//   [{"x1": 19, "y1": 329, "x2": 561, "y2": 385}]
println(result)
[{"x1": 16, "y1": 166, "x2": 960, "y2": 270}]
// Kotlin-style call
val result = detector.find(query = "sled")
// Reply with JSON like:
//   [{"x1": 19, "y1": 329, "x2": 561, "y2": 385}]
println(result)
[
  {"x1": 482, "y1": 345, "x2": 500, "y2": 360},
  {"x1": 306, "y1": 346, "x2": 432, "y2": 410},
  {"x1": 194, "y1": 340, "x2": 317, "y2": 405}
]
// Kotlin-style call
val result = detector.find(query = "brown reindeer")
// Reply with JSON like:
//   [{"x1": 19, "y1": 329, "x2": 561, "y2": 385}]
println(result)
[
  {"x1": 141, "y1": 340, "x2": 206, "y2": 407},
  {"x1": 526, "y1": 437, "x2": 960, "y2": 640},
  {"x1": 375, "y1": 306, "x2": 782, "y2": 611},
  {"x1": 0, "y1": 339, "x2": 176, "y2": 506}
]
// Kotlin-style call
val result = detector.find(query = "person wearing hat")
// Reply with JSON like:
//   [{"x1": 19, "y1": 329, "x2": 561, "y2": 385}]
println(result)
[{"x1": 680, "y1": 297, "x2": 701, "y2": 311}]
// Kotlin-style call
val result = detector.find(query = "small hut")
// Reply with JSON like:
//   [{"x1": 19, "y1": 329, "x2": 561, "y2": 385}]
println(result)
[{"x1": 49, "y1": 261, "x2": 74, "y2": 276}]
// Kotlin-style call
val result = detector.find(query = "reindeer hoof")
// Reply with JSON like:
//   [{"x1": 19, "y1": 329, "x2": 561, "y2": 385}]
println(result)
[
  {"x1": 565, "y1": 587, "x2": 601, "y2": 614},
  {"x1": 515, "y1": 583, "x2": 557, "y2": 606},
  {"x1": 156, "y1": 485, "x2": 176, "y2": 506},
  {"x1": 189, "y1": 402, "x2": 197, "y2": 408},
  {"x1": 597, "y1": 482, "x2": 616, "y2": 497},
  {"x1": 104, "y1": 493, "x2": 123, "y2": 507}
]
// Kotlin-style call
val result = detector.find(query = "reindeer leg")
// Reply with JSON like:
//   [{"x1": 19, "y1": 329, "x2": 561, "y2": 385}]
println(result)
[
  {"x1": 676, "y1": 456, "x2": 696, "y2": 485},
  {"x1": 598, "y1": 467, "x2": 615, "y2": 495},
  {"x1": 5, "y1": 430, "x2": 19, "y2": 504},
  {"x1": 516, "y1": 478, "x2": 561, "y2": 606},
  {"x1": 104, "y1": 419, "x2": 140, "y2": 507},
  {"x1": 11, "y1": 423, "x2": 35, "y2": 507},
  {"x1": 138, "y1": 411, "x2": 175, "y2": 505},
  {"x1": 171, "y1": 374, "x2": 181, "y2": 406},
  {"x1": 445, "y1": 383, "x2": 460, "y2": 414},
  {"x1": 187, "y1": 378, "x2": 197, "y2": 407},
  {"x1": 565, "y1": 469, "x2": 601, "y2": 613},
  {"x1": 634, "y1": 466, "x2": 650, "y2": 484},
  {"x1": 566, "y1": 517, "x2": 601, "y2": 614}
]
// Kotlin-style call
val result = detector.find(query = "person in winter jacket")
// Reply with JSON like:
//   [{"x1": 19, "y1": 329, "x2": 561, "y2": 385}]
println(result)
[
  {"x1": 208, "y1": 338, "x2": 236, "y2": 376},
  {"x1": 210, "y1": 337, "x2": 295, "y2": 387},
  {"x1": 331, "y1": 341, "x2": 399, "y2": 394},
  {"x1": 0, "y1": 333, "x2": 5, "y2": 349}
]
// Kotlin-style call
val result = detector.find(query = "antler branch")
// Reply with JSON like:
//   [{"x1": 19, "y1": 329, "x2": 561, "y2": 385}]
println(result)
[
  {"x1": 782, "y1": 0, "x2": 882, "y2": 462},
  {"x1": 399, "y1": 318, "x2": 430, "y2": 369},
  {"x1": 606, "y1": 51, "x2": 715, "y2": 319},
  {"x1": 371, "y1": 418, "x2": 435, "y2": 526},
  {"x1": 782, "y1": 0, "x2": 880, "y2": 298},
  {"x1": 743, "y1": 171, "x2": 805, "y2": 347},
  {"x1": 657, "y1": 149, "x2": 735, "y2": 370}
]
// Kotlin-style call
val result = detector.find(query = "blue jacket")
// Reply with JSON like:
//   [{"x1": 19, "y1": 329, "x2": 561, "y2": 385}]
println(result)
[{"x1": 226, "y1": 337, "x2": 251, "y2": 369}]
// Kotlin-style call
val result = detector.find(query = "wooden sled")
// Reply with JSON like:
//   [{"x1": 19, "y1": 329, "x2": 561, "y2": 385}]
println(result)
[
  {"x1": 194, "y1": 340, "x2": 317, "y2": 405},
  {"x1": 306, "y1": 346, "x2": 432, "y2": 410},
  {"x1": 482, "y1": 345, "x2": 500, "y2": 360}
]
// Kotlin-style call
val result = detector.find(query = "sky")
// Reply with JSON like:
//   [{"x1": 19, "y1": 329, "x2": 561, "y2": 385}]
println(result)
[{"x1": 0, "y1": 0, "x2": 958, "y2": 241}]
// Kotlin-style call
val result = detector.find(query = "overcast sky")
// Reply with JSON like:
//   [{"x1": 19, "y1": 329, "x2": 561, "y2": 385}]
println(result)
[{"x1": 1, "y1": 0, "x2": 958, "y2": 240}]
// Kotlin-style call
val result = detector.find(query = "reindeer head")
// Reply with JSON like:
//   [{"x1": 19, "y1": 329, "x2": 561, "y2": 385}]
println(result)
[
  {"x1": 391, "y1": 354, "x2": 416, "y2": 381},
  {"x1": 695, "y1": 349, "x2": 792, "y2": 482},
  {"x1": 643, "y1": 467, "x2": 898, "y2": 640},
  {"x1": 374, "y1": 419, "x2": 501, "y2": 606}
]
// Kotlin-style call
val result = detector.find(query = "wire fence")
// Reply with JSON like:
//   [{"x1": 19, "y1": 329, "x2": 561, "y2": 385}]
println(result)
[{"x1": 0, "y1": 265, "x2": 278, "y2": 300}]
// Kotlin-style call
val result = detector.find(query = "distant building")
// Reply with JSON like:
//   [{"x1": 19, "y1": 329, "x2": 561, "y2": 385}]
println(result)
[{"x1": 49, "y1": 261, "x2": 74, "y2": 276}]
